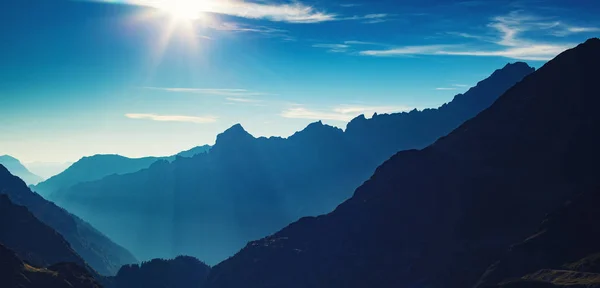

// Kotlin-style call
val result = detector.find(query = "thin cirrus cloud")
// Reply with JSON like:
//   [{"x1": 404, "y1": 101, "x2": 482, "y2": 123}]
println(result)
[
  {"x1": 125, "y1": 113, "x2": 217, "y2": 124},
  {"x1": 312, "y1": 44, "x2": 350, "y2": 53},
  {"x1": 358, "y1": 11, "x2": 593, "y2": 61},
  {"x1": 226, "y1": 97, "x2": 263, "y2": 103},
  {"x1": 281, "y1": 105, "x2": 411, "y2": 122},
  {"x1": 90, "y1": 0, "x2": 337, "y2": 23},
  {"x1": 142, "y1": 87, "x2": 266, "y2": 97}
]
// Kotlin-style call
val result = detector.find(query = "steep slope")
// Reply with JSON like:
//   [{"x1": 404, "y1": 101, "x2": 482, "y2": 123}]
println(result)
[
  {"x1": 345, "y1": 61, "x2": 535, "y2": 168},
  {"x1": 111, "y1": 256, "x2": 211, "y2": 288},
  {"x1": 0, "y1": 155, "x2": 44, "y2": 185},
  {"x1": 475, "y1": 189, "x2": 600, "y2": 288},
  {"x1": 34, "y1": 146, "x2": 212, "y2": 197},
  {"x1": 0, "y1": 164, "x2": 137, "y2": 275},
  {"x1": 0, "y1": 194, "x2": 84, "y2": 268},
  {"x1": 205, "y1": 39, "x2": 600, "y2": 288},
  {"x1": 50, "y1": 62, "x2": 533, "y2": 264},
  {"x1": 0, "y1": 244, "x2": 101, "y2": 288}
]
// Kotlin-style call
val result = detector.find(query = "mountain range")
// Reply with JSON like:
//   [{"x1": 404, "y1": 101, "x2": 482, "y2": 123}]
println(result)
[
  {"x1": 33, "y1": 145, "x2": 211, "y2": 197},
  {"x1": 45, "y1": 61, "x2": 534, "y2": 264},
  {"x1": 203, "y1": 38, "x2": 600, "y2": 288},
  {"x1": 0, "y1": 164, "x2": 137, "y2": 276},
  {"x1": 0, "y1": 155, "x2": 44, "y2": 185},
  {"x1": 3, "y1": 39, "x2": 600, "y2": 288}
]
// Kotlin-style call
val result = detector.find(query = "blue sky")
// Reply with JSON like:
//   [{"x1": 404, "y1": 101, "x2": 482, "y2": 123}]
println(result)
[{"x1": 1, "y1": 0, "x2": 598, "y2": 163}]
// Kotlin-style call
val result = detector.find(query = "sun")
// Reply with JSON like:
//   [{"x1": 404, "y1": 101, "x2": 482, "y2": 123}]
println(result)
[{"x1": 154, "y1": 0, "x2": 205, "y2": 21}]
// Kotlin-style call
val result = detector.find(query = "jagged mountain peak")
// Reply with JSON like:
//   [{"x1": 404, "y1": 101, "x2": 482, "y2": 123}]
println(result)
[{"x1": 215, "y1": 123, "x2": 254, "y2": 145}]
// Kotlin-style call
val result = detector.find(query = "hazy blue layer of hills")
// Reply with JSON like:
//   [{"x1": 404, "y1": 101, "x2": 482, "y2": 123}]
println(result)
[
  {"x1": 203, "y1": 39, "x2": 600, "y2": 288},
  {"x1": 48, "y1": 62, "x2": 534, "y2": 264},
  {"x1": 33, "y1": 145, "x2": 211, "y2": 197},
  {"x1": 0, "y1": 155, "x2": 44, "y2": 185},
  {"x1": 0, "y1": 164, "x2": 137, "y2": 276},
  {"x1": 24, "y1": 161, "x2": 73, "y2": 180}
]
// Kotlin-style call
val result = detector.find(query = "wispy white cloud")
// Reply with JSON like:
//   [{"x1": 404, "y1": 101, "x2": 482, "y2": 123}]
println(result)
[
  {"x1": 549, "y1": 26, "x2": 600, "y2": 37},
  {"x1": 226, "y1": 97, "x2": 262, "y2": 103},
  {"x1": 125, "y1": 113, "x2": 217, "y2": 123},
  {"x1": 281, "y1": 104, "x2": 411, "y2": 122},
  {"x1": 211, "y1": 22, "x2": 286, "y2": 34},
  {"x1": 209, "y1": 22, "x2": 294, "y2": 40},
  {"x1": 340, "y1": 3, "x2": 362, "y2": 8},
  {"x1": 360, "y1": 11, "x2": 579, "y2": 61},
  {"x1": 435, "y1": 87, "x2": 457, "y2": 91},
  {"x1": 360, "y1": 45, "x2": 456, "y2": 56},
  {"x1": 312, "y1": 43, "x2": 350, "y2": 53},
  {"x1": 142, "y1": 87, "x2": 266, "y2": 97},
  {"x1": 343, "y1": 40, "x2": 386, "y2": 46},
  {"x1": 94, "y1": 0, "x2": 337, "y2": 23},
  {"x1": 344, "y1": 13, "x2": 389, "y2": 24},
  {"x1": 453, "y1": 84, "x2": 469, "y2": 87}
]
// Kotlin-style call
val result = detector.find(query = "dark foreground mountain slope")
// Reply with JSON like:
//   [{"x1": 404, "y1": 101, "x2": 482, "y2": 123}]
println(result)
[
  {"x1": 475, "y1": 189, "x2": 600, "y2": 288},
  {"x1": 0, "y1": 244, "x2": 101, "y2": 288},
  {"x1": 0, "y1": 155, "x2": 44, "y2": 185},
  {"x1": 0, "y1": 164, "x2": 136, "y2": 275},
  {"x1": 49, "y1": 63, "x2": 533, "y2": 264},
  {"x1": 0, "y1": 194, "x2": 85, "y2": 268},
  {"x1": 110, "y1": 256, "x2": 210, "y2": 288},
  {"x1": 205, "y1": 39, "x2": 600, "y2": 288},
  {"x1": 33, "y1": 145, "x2": 211, "y2": 197}
]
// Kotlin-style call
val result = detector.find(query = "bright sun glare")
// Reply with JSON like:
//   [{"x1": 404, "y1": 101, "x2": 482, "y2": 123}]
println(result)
[{"x1": 154, "y1": 0, "x2": 204, "y2": 20}]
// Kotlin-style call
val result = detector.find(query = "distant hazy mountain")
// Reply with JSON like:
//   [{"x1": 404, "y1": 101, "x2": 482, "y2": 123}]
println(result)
[
  {"x1": 0, "y1": 164, "x2": 137, "y2": 275},
  {"x1": 24, "y1": 161, "x2": 73, "y2": 180},
  {"x1": 110, "y1": 256, "x2": 211, "y2": 288},
  {"x1": 33, "y1": 145, "x2": 211, "y2": 197},
  {"x1": 34, "y1": 155, "x2": 165, "y2": 197},
  {"x1": 203, "y1": 39, "x2": 600, "y2": 288},
  {"x1": 50, "y1": 62, "x2": 534, "y2": 264},
  {"x1": 0, "y1": 244, "x2": 100, "y2": 288},
  {"x1": 0, "y1": 155, "x2": 44, "y2": 185}
]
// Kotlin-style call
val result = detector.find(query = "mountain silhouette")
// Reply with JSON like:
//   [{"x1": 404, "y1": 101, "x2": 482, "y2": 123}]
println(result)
[
  {"x1": 48, "y1": 62, "x2": 533, "y2": 264},
  {"x1": 0, "y1": 194, "x2": 86, "y2": 268},
  {"x1": 0, "y1": 155, "x2": 44, "y2": 185},
  {"x1": 203, "y1": 39, "x2": 600, "y2": 288},
  {"x1": 475, "y1": 189, "x2": 600, "y2": 287},
  {"x1": 0, "y1": 244, "x2": 101, "y2": 288},
  {"x1": 34, "y1": 145, "x2": 212, "y2": 197},
  {"x1": 0, "y1": 164, "x2": 137, "y2": 275},
  {"x1": 109, "y1": 256, "x2": 211, "y2": 288},
  {"x1": 176, "y1": 145, "x2": 212, "y2": 158}
]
